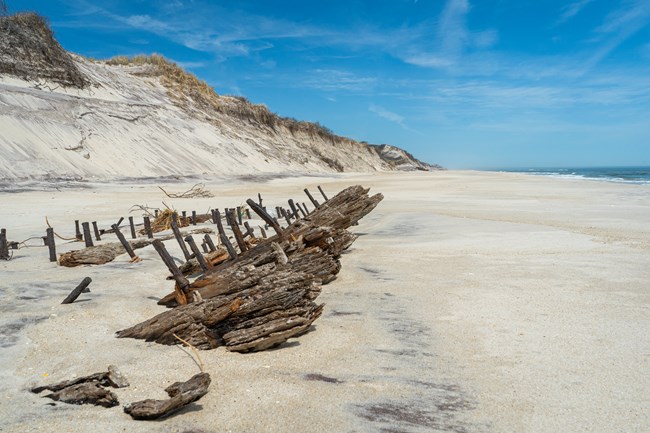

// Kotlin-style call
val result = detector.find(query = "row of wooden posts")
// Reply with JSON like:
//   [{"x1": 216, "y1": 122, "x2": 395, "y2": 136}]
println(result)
[{"x1": 0, "y1": 186, "x2": 329, "y2": 265}]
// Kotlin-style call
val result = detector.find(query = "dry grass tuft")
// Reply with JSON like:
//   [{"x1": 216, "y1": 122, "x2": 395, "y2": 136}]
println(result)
[{"x1": 151, "y1": 209, "x2": 189, "y2": 233}]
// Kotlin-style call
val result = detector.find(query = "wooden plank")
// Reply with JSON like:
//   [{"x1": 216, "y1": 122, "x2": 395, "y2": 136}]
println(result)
[
  {"x1": 61, "y1": 277, "x2": 92, "y2": 304},
  {"x1": 82, "y1": 222, "x2": 93, "y2": 247}
]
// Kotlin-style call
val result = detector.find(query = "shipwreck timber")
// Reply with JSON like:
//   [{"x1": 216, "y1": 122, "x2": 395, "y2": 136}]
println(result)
[{"x1": 117, "y1": 185, "x2": 383, "y2": 352}]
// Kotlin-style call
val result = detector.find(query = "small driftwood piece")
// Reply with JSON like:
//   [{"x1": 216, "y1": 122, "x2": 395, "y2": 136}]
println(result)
[
  {"x1": 124, "y1": 372, "x2": 210, "y2": 420},
  {"x1": 31, "y1": 365, "x2": 128, "y2": 408},
  {"x1": 158, "y1": 183, "x2": 213, "y2": 199},
  {"x1": 61, "y1": 277, "x2": 92, "y2": 304},
  {"x1": 58, "y1": 229, "x2": 212, "y2": 267},
  {"x1": 118, "y1": 186, "x2": 383, "y2": 352}
]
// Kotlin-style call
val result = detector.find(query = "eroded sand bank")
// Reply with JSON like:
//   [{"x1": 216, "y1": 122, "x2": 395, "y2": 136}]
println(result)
[{"x1": 1, "y1": 171, "x2": 648, "y2": 432}]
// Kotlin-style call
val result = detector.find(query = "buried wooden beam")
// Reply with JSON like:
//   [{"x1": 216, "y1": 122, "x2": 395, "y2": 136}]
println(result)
[
  {"x1": 246, "y1": 199, "x2": 283, "y2": 237},
  {"x1": 61, "y1": 277, "x2": 92, "y2": 304}
]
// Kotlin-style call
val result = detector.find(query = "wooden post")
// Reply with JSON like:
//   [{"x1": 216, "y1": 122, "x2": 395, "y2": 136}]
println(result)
[
  {"x1": 288, "y1": 199, "x2": 299, "y2": 220},
  {"x1": 259, "y1": 226, "x2": 267, "y2": 238},
  {"x1": 154, "y1": 209, "x2": 159, "y2": 218},
  {"x1": 143, "y1": 216, "x2": 153, "y2": 239},
  {"x1": 0, "y1": 228, "x2": 9, "y2": 260},
  {"x1": 61, "y1": 277, "x2": 92, "y2": 304},
  {"x1": 236, "y1": 207, "x2": 243, "y2": 225},
  {"x1": 185, "y1": 235, "x2": 209, "y2": 272},
  {"x1": 230, "y1": 220, "x2": 248, "y2": 253},
  {"x1": 295, "y1": 202, "x2": 307, "y2": 218},
  {"x1": 191, "y1": 211, "x2": 197, "y2": 226},
  {"x1": 220, "y1": 233, "x2": 237, "y2": 260},
  {"x1": 283, "y1": 208, "x2": 292, "y2": 226},
  {"x1": 211, "y1": 209, "x2": 218, "y2": 224},
  {"x1": 317, "y1": 185, "x2": 329, "y2": 202},
  {"x1": 128, "y1": 216, "x2": 137, "y2": 239},
  {"x1": 245, "y1": 209, "x2": 251, "y2": 219},
  {"x1": 204, "y1": 234, "x2": 216, "y2": 252},
  {"x1": 115, "y1": 217, "x2": 124, "y2": 228},
  {"x1": 258, "y1": 193, "x2": 263, "y2": 207},
  {"x1": 151, "y1": 240, "x2": 190, "y2": 297},
  {"x1": 302, "y1": 202, "x2": 311, "y2": 215},
  {"x1": 74, "y1": 220, "x2": 82, "y2": 240},
  {"x1": 111, "y1": 224, "x2": 137, "y2": 259},
  {"x1": 243, "y1": 221, "x2": 255, "y2": 238},
  {"x1": 215, "y1": 210, "x2": 226, "y2": 240},
  {"x1": 201, "y1": 242, "x2": 209, "y2": 254},
  {"x1": 46, "y1": 228, "x2": 56, "y2": 262},
  {"x1": 182, "y1": 211, "x2": 187, "y2": 225},
  {"x1": 304, "y1": 188, "x2": 320, "y2": 208},
  {"x1": 82, "y1": 222, "x2": 94, "y2": 247},
  {"x1": 92, "y1": 221, "x2": 101, "y2": 241},
  {"x1": 247, "y1": 199, "x2": 283, "y2": 237},
  {"x1": 170, "y1": 215, "x2": 192, "y2": 261}
]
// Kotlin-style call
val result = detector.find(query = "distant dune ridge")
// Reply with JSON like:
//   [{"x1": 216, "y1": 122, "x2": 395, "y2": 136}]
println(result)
[{"x1": 0, "y1": 12, "x2": 440, "y2": 182}]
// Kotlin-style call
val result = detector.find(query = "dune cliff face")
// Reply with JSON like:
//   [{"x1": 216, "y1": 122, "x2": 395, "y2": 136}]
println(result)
[{"x1": 0, "y1": 13, "x2": 439, "y2": 182}]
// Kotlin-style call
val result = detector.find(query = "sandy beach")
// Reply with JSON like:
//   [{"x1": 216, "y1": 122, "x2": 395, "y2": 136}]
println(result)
[{"x1": 1, "y1": 170, "x2": 649, "y2": 432}]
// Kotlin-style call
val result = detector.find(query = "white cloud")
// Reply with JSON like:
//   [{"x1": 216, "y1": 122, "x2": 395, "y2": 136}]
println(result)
[{"x1": 557, "y1": 0, "x2": 594, "y2": 24}]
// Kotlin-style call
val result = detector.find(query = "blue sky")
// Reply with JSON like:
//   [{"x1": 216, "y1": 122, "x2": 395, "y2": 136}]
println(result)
[{"x1": 12, "y1": 0, "x2": 650, "y2": 168}]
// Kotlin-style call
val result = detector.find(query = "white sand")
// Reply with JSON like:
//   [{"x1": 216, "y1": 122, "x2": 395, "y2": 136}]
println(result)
[{"x1": 1, "y1": 171, "x2": 648, "y2": 432}]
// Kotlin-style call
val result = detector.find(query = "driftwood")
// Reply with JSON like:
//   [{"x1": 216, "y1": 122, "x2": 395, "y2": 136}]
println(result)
[
  {"x1": 124, "y1": 372, "x2": 210, "y2": 420},
  {"x1": 31, "y1": 365, "x2": 128, "y2": 408},
  {"x1": 59, "y1": 228, "x2": 212, "y2": 267},
  {"x1": 117, "y1": 186, "x2": 382, "y2": 352},
  {"x1": 61, "y1": 276, "x2": 92, "y2": 304}
]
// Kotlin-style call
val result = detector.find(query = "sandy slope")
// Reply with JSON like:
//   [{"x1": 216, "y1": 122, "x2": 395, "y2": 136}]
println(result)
[{"x1": 0, "y1": 171, "x2": 648, "y2": 432}]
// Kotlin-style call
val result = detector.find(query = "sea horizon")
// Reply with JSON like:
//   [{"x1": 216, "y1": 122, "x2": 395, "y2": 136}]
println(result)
[{"x1": 485, "y1": 166, "x2": 650, "y2": 185}]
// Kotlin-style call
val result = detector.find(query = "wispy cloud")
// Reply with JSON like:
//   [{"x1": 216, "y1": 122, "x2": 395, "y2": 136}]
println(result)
[
  {"x1": 557, "y1": 0, "x2": 594, "y2": 24},
  {"x1": 301, "y1": 69, "x2": 377, "y2": 92}
]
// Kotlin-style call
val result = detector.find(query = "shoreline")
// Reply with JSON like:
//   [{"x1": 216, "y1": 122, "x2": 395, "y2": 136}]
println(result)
[{"x1": 1, "y1": 170, "x2": 648, "y2": 432}]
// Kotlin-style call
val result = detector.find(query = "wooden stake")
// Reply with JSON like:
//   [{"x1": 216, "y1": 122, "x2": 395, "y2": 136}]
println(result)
[
  {"x1": 220, "y1": 233, "x2": 237, "y2": 260},
  {"x1": 92, "y1": 221, "x2": 101, "y2": 241},
  {"x1": 128, "y1": 216, "x2": 136, "y2": 239},
  {"x1": 191, "y1": 211, "x2": 197, "y2": 226},
  {"x1": 295, "y1": 202, "x2": 307, "y2": 218},
  {"x1": 288, "y1": 199, "x2": 299, "y2": 220},
  {"x1": 143, "y1": 216, "x2": 153, "y2": 239},
  {"x1": 61, "y1": 277, "x2": 92, "y2": 304},
  {"x1": 247, "y1": 199, "x2": 283, "y2": 237},
  {"x1": 231, "y1": 221, "x2": 248, "y2": 253},
  {"x1": 74, "y1": 220, "x2": 82, "y2": 240},
  {"x1": 111, "y1": 224, "x2": 137, "y2": 259},
  {"x1": 82, "y1": 222, "x2": 93, "y2": 247},
  {"x1": 201, "y1": 242, "x2": 209, "y2": 254},
  {"x1": 151, "y1": 239, "x2": 190, "y2": 297},
  {"x1": 302, "y1": 202, "x2": 311, "y2": 215},
  {"x1": 115, "y1": 217, "x2": 124, "y2": 228},
  {"x1": 170, "y1": 215, "x2": 192, "y2": 261},
  {"x1": 245, "y1": 209, "x2": 251, "y2": 219},
  {"x1": 258, "y1": 193, "x2": 263, "y2": 207},
  {"x1": 243, "y1": 221, "x2": 255, "y2": 238},
  {"x1": 185, "y1": 235, "x2": 209, "y2": 272},
  {"x1": 46, "y1": 227, "x2": 56, "y2": 262},
  {"x1": 259, "y1": 226, "x2": 267, "y2": 238},
  {"x1": 317, "y1": 185, "x2": 329, "y2": 202},
  {"x1": 0, "y1": 228, "x2": 8, "y2": 260},
  {"x1": 215, "y1": 210, "x2": 226, "y2": 238},
  {"x1": 304, "y1": 188, "x2": 320, "y2": 208},
  {"x1": 204, "y1": 234, "x2": 216, "y2": 252}
]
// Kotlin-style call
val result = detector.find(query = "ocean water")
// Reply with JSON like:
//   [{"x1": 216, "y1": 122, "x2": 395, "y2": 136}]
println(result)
[{"x1": 497, "y1": 167, "x2": 650, "y2": 185}]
